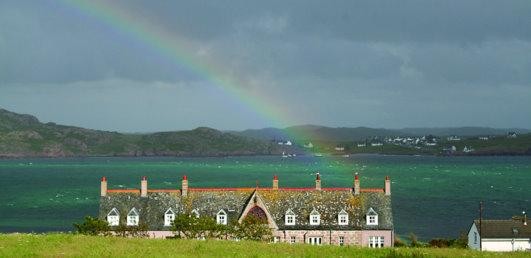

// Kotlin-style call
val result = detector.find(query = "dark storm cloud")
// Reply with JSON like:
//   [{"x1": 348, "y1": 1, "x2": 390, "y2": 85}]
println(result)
[{"x1": 0, "y1": 0, "x2": 530, "y2": 130}]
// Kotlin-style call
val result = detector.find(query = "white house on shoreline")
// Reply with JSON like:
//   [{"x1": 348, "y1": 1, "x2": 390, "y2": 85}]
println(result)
[{"x1": 468, "y1": 215, "x2": 530, "y2": 252}]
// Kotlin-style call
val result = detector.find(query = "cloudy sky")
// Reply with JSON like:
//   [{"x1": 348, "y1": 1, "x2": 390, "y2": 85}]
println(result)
[{"x1": 1, "y1": 0, "x2": 530, "y2": 132}]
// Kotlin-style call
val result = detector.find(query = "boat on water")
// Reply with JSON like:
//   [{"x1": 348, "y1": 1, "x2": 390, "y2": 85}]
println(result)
[{"x1": 314, "y1": 153, "x2": 324, "y2": 157}]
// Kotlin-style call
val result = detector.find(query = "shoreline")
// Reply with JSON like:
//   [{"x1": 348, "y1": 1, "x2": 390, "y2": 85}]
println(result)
[{"x1": 2, "y1": 152, "x2": 531, "y2": 160}]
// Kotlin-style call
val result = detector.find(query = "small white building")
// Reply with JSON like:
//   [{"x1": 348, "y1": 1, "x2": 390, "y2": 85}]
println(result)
[{"x1": 468, "y1": 217, "x2": 530, "y2": 252}]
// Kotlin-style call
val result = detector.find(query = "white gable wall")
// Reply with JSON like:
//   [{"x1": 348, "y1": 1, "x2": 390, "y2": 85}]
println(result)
[{"x1": 467, "y1": 223, "x2": 480, "y2": 250}]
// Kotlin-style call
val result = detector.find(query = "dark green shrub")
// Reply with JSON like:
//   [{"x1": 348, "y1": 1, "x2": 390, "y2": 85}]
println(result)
[{"x1": 73, "y1": 216, "x2": 110, "y2": 236}]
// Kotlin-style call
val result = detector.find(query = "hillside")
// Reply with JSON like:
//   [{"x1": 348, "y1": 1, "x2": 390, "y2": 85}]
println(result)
[
  {"x1": 235, "y1": 125, "x2": 410, "y2": 142},
  {"x1": 0, "y1": 108, "x2": 277, "y2": 158},
  {"x1": 235, "y1": 125, "x2": 530, "y2": 142},
  {"x1": 1, "y1": 234, "x2": 528, "y2": 258}
]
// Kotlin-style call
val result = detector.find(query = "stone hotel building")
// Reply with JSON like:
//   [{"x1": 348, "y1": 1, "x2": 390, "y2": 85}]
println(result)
[{"x1": 99, "y1": 173, "x2": 394, "y2": 247}]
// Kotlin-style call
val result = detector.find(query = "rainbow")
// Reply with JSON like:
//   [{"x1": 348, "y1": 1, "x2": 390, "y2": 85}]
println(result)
[{"x1": 60, "y1": 0, "x2": 356, "y2": 172}]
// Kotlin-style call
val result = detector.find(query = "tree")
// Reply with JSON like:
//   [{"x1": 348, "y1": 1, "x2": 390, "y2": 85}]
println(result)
[
  {"x1": 231, "y1": 216, "x2": 272, "y2": 242},
  {"x1": 171, "y1": 214, "x2": 226, "y2": 239},
  {"x1": 114, "y1": 223, "x2": 149, "y2": 238},
  {"x1": 73, "y1": 216, "x2": 110, "y2": 236},
  {"x1": 408, "y1": 232, "x2": 423, "y2": 247}
]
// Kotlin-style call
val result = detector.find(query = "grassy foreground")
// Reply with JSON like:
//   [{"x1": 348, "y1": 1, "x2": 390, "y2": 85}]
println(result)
[{"x1": 0, "y1": 234, "x2": 529, "y2": 258}]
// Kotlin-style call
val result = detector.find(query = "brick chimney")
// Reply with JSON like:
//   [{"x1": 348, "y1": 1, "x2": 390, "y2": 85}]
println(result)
[
  {"x1": 315, "y1": 172, "x2": 321, "y2": 191},
  {"x1": 385, "y1": 176, "x2": 391, "y2": 196},
  {"x1": 141, "y1": 176, "x2": 148, "y2": 197},
  {"x1": 182, "y1": 175, "x2": 188, "y2": 197},
  {"x1": 354, "y1": 175, "x2": 360, "y2": 195},
  {"x1": 100, "y1": 176, "x2": 107, "y2": 197},
  {"x1": 272, "y1": 175, "x2": 279, "y2": 190}
]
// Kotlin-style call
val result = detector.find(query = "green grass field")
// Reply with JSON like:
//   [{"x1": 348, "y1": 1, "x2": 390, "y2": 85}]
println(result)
[{"x1": 1, "y1": 234, "x2": 529, "y2": 258}]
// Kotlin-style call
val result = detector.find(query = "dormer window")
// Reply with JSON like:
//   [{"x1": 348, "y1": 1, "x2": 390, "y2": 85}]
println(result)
[
  {"x1": 366, "y1": 207, "x2": 378, "y2": 226},
  {"x1": 338, "y1": 209, "x2": 349, "y2": 225},
  {"x1": 127, "y1": 208, "x2": 139, "y2": 226},
  {"x1": 192, "y1": 209, "x2": 200, "y2": 218},
  {"x1": 217, "y1": 209, "x2": 227, "y2": 225},
  {"x1": 107, "y1": 208, "x2": 120, "y2": 226},
  {"x1": 285, "y1": 209, "x2": 296, "y2": 226},
  {"x1": 164, "y1": 208, "x2": 175, "y2": 227},
  {"x1": 309, "y1": 209, "x2": 320, "y2": 226}
]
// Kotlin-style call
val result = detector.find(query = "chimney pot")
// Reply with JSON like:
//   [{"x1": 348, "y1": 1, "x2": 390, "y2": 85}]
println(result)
[
  {"x1": 141, "y1": 176, "x2": 148, "y2": 197},
  {"x1": 315, "y1": 172, "x2": 321, "y2": 191},
  {"x1": 384, "y1": 176, "x2": 391, "y2": 196},
  {"x1": 354, "y1": 174, "x2": 360, "y2": 195},
  {"x1": 182, "y1": 175, "x2": 189, "y2": 197},
  {"x1": 100, "y1": 176, "x2": 108, "y2": 197}
]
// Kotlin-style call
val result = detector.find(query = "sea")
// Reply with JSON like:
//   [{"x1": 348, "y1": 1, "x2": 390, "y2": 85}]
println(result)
[{"x1": 0, "y1": 155, "x2": 529, "y2": 240}]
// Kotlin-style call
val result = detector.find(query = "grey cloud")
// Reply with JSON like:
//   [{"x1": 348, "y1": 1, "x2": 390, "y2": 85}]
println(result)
[{"x1": 1, "y1": 0, "x2": 531, "y2": 129}]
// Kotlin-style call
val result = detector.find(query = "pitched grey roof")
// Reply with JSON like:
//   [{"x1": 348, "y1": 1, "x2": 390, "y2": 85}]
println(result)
[
  {"x1": 100, "y1": 188, "x2": 393, "y2": 231},
  {"x1": 474, "y1": 219, "x2": 531, "y2": 238}
]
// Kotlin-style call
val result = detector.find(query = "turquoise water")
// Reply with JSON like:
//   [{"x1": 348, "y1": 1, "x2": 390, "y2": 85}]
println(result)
[{"x1": 0, "y1": 155, "x2": 529, "y2": 240}]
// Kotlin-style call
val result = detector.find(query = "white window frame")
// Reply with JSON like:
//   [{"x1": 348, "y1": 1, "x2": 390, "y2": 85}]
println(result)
[
  {"x1": 107, "y1": 208, "x2": 120, "y2": 226},
  {"x1": 309, "y1": 209, "x2": 320, "y2": 226},
  {"x1": 366, "y1": 207, "x2": 378, "y2": 226},
  {"x1": 339, "y1": 236, "x2": 345, "y2": 246},
  {"x1": 290, "y1": 236, "x2": 296, "y2": 244},
  {"x1": 338, "y1": 209, "x2": 349, "y2": 225},
  {"x1": 285, "y1": 209, "x2": 296, "y2": 226},
  {"x1": 368, "y1": 236, "x2": 384, "y2": 248},
  {"x1": 164, "y1": 208, "x2": 175, "y2": 227},
  {"x1": 216, "y1": 209, "x2": 227, "y2": 225},
  {"x1": 127, "y1": 207, "x2": 139, "y2": 226},
  {"x1": 192, "y1": 209, "x2": 200, "y2": 218},
  {"x1": 307, "y1": 237, "x2": 322, "y2": 245}
]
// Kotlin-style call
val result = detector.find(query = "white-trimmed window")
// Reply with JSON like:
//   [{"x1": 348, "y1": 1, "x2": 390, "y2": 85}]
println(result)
[
  {"x1": 192, "y1": 209, "x2": 200, "y2": 218},
  {"x1": 127, "y1": 207, "x2": 139, "y2": 226},
  {"x1": 307, "y1": 237, "x2": 322, "y2": 245},
  {"x1": 290, "y1": 236, "x2": 296, "y2": 244},
  {"x1": 285, "y1": 209, "x2": 296, "y2": 226},
  {"x1": 338, "y1": 209, "x2": 349, "y2": 225},
  {"x1": 217, "y1": 209, "x2": 227, "y2": 225},
  {"x1": 107, "y1": 208, "x2": 120, "y2": 226},
  {"x1": 339, "y1": 236, "x2": 345, "y2": 246},
  {"x1": 164, "y1": 208, "x2": 175, "y2": 227},
  {"x1": 369, "y1": 236, "x2": 384, "y2": 248},
  {"x1": 309, "y1": 209, "x2": 320, "y2": 226},
  {"x1": 366, "y1": 207, "x2": 378, "y2": 226}
]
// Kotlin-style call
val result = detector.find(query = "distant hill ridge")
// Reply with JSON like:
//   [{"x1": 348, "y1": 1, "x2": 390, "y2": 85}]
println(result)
[
  {"x1": 0, "y1": 108, "x2": 276, "y2": 158},
  {"x1": 234, "y1": 125, "x2": 530, "y2": 142},
  {"x1": 1, "y1": 108, "x2": 529, "y2": 157}
]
